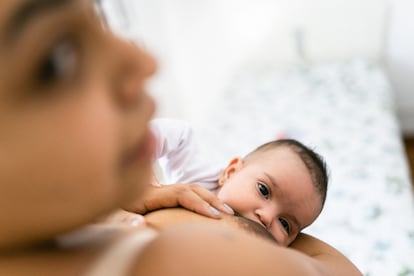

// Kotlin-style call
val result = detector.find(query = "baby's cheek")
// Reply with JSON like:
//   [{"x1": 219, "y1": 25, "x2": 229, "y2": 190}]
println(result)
[
  {"x1": 269, "y1": 228, "x2": 288, "y2": 247},
  {"x1": 216, "y1": 190, "x2": 240, "y2": 214},
  {"x1": 215, "y1": 189, "x2": 231, "y2": 205}
]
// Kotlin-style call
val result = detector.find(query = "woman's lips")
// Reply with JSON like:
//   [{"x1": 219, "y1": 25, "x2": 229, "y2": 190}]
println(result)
[{"x1": 122, "y1": 130, "x2": 157, "y2": 168}]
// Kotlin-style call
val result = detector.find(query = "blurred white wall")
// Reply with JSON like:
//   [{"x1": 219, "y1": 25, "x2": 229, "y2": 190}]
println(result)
[
  {"x1": 387, "y1": 0, "x2": 414, "y2": 135},
  {"x1": 101, "y1": 0, "x2": 414, "y2": 133}
]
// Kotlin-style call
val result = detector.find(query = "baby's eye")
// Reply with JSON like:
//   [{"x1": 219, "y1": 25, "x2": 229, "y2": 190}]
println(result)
[
  {"x1": 279, "y1": 218, "x2": 290, "y2": 234},
  {"x1": 257, "y1": 183, "x2": 270, "y2": 199},
  {"x1": 37, "y1": 39, "x2": 79, "y2": 85}
]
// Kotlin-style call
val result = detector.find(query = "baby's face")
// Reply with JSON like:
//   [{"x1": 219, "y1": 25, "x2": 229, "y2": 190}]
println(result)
[
  {"x1": 216, "y1": 147, "x2": 323, "y2": 246},
  {"x1": 0, "y1": 0, "x2": 156, "y2": 248}
]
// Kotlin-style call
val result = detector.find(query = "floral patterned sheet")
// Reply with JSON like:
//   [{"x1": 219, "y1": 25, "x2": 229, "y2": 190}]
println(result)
[{"x1": 193, "y1": 59, "x2": 414, "y2": 275}]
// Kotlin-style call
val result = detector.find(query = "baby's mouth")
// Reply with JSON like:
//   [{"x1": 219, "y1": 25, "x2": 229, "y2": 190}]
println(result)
[
  {"x1": 234, "y1": 212, "x2": 267, "y2": 229},
  {"x1": 233, "y1": 210, "x2": 242, "y2": 217}
]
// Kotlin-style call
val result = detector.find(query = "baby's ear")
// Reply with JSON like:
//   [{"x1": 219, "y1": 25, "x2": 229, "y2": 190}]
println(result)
[{"x1": 218, "y1": 157, "x2": 243, "y2": 187}]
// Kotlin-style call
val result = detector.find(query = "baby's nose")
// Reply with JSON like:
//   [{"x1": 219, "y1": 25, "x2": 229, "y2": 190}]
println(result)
[{"x1": 255, "y1": 210, "x2": 273, "y2": 229}]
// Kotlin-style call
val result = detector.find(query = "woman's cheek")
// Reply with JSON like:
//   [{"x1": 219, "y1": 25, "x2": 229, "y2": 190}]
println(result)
[{"x1": 75, "y1": 98, "x2": 120, "y2": 199}]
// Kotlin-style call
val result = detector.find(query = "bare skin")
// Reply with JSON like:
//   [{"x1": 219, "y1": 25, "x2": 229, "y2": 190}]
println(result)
[
  {"x1": 139, "y1": 208, "x2": 362, "y2": 276},
  {"x1": 0, "y1": 208, "x2": 362, "y2": 275}
]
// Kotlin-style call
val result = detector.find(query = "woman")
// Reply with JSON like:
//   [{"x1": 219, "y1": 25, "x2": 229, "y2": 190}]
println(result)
[{"x1": 0, "y1": 1, "x2": 361, "y2": 275}]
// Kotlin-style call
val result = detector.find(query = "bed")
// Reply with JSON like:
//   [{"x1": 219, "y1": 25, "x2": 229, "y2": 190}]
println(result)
[{"x1": 192, "y1": 59, "x2": 414, "y2": 275}]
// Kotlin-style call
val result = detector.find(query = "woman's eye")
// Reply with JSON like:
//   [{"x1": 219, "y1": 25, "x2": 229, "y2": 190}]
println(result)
[
  {"x1": 279, "y1": 218, "x2": 290, "y2": 234},
  {"x1": 38, "y1": 39, "x2": 78, "y2": 85},
  {"x1": 257, "y1": 183, "x2": 270, "y2": 199}
]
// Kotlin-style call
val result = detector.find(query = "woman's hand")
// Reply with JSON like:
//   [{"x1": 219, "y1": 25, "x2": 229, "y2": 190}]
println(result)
[
  {"x1": 127, "y1": 184, "x2": 234, "y2": 219},
  {"x1": 95, "y1": 209, "x2": 146, "y2": 227}
]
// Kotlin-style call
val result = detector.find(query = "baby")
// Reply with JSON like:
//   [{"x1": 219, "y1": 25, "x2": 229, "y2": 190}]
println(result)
[{"x1": 128, "y1": 118, "x2": 328, "y2": 246}]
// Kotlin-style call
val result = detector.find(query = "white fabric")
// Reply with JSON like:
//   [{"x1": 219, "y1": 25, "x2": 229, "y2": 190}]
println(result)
[{"x1": 150, "y1": 118, "x2": 222, "y2": 191}]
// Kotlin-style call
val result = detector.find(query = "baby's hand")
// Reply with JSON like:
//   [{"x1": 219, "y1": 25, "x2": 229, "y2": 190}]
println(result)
[{"x1": 127, "y1": 184, "x2": 234, "y2": 219}]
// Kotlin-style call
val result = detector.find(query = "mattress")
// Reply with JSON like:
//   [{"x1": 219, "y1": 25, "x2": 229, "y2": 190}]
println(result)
[{"x1": 192, "y1": 59, "x2": 414, "y2": 275}]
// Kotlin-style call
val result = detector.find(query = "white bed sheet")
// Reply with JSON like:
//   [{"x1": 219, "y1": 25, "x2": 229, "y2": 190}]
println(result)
[{"x1": 192, "y1": 59, "x2": 414, "y2": 275}]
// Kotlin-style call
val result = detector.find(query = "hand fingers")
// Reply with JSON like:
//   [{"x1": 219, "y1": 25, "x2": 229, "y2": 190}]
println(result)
[
  {"x1": 119, "y1": 212, "x2": 146, "y2": 227},
  {"x1": 176, "y1": 185, "x2": 233, "y2": 219},
  {"x1": 128, "y1": 184, "x2": 234, "y2": 219},
  {"x1": 178, "y1": 191, "x2": 222, "y2": 219},
  {"x1": 101, "y1": 210, "x2": 146, "y2": 227},
  {"x1": 188, "y1": 184, "x2": 234, "y2": 215},
  {"x1": 151, "y1": 172, "x2": 162, "y2": 187}
]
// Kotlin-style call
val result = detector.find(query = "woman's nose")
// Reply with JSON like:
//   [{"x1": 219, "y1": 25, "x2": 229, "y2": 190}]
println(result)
[{"x1": 110, "y1": 37, "x2": 157, "y2": 107}]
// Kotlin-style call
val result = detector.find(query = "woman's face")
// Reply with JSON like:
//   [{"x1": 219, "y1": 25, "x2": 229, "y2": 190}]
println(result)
[{"x1": 0, "y1": 0, "x2": 156, "y2": 248}]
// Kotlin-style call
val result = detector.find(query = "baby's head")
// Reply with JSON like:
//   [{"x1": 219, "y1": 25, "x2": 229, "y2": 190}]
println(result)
[
  {"x1": 247, "y1": 139, "x2": 328, "y2": 206},
  {"x1": 216, "y1": 139, "x2": 328, "y2": 246}
]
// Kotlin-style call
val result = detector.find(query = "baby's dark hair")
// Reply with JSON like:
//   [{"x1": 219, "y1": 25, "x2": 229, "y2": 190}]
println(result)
[{"x1": 244, "y1": 139, "x2": 329, "y2": 207}]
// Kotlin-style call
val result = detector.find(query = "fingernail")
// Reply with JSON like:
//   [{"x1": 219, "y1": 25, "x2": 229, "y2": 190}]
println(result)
[
  {"x1": 209, "y1": 206, "x2": 220, "y2": 216},
  {"x1": 223, "y1": 204, "x2": 234, "y2": 214},
  {"x1": 130, "y1": 217, "x2": 145, "y2": 227},
  {"x1": 130, "y1": 219, "x2": 141, "y2": 227}
]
